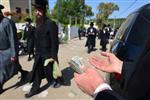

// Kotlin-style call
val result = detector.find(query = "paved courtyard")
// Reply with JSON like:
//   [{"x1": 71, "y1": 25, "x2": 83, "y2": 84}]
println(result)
[{"x1": 1, "y1": 37, "x2": 110, "y2": 100}]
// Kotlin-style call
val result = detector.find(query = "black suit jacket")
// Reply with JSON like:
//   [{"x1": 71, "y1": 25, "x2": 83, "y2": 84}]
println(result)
[
  {"x1": 95, "y1": 37, "x2": 150, "y2": 100},
  {"x1": 29, "y1": 18, "x2": 59, "y2": 83},
  {"x1": 122, "y1": 37, "x2": 150, "y2": 100},
  {"x1": 95, "y1": 90, "x2": 125, "y2": 100},
  {"x1": 35, "y1": 18, "x2": 59, "y2": 60}
]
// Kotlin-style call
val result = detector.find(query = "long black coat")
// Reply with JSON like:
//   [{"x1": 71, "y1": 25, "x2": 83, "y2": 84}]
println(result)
[
  {"x1": 85, "y1": 27, "x2": 97, "y2": 47},
  {"x1": 95, "y1": 37, "x2": 150, "y2": 100},
  {"x1": 120, "y1": 36, "x2": 150, "y2": 100},
  {"x1": 99, "y1": 29, "x2": 109, "y2": 46},
  {"x1": 29, "y1": 18, "x2": 59, "y2": 82},
  {"x1": 0, "y1": 17, "x2": 18, "y2": 85},
  {"x1": 24, "y1": 25, "x2": 35, "y2": 54}
]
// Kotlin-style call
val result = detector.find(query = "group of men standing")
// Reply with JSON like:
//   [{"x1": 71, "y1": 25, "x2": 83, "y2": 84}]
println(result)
[
  {"x1": 0, "y1": 0, "x2": 63, "y2": 98},
  {"x1": 84, "y1": 22, "x2": 112, "y2": 53}
]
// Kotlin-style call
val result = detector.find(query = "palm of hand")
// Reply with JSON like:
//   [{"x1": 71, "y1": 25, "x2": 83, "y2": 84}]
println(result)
[{"x1": 89, "y1": 52, "x2": 122, "y2": 73}]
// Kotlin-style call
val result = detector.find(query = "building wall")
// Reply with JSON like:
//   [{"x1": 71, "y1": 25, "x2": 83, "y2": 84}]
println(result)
[
  {"x1": 10, "y1": 0, "x2": 34, "y2": 14},
  {"x1": 0, "y1": 0, "x2": 34, "y2": 14},
  {"x1": 0, "y1": 0, "x2": 11, "y2": 13}
]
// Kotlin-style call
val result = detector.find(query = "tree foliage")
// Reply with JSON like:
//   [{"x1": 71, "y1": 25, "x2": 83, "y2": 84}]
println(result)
[
  {"x1": 96, "y1": 2, "x2": 119, "y2": 27},
  {"x1": 51, "y1": 0, "x2": 93, "y2": 25}
]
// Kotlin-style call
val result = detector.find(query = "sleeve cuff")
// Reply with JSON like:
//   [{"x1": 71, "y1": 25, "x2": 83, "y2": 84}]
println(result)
[{"x1": 93, "y1": 83, "x2": 112, "y2": 98}]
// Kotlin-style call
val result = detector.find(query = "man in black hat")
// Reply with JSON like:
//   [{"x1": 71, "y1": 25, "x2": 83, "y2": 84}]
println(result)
[
  {"x1": 0, "y1": 4, "x2": 28, "y2": 94},
  {"x1": 25, "y1": 0, "x2": 63, "y2": 98},
  {"x1": 85, "y1": 22, "x2": 97, "y2": 53},
  {"x1": 23, "y1": 18, "x2": 35, "y2": 61}
]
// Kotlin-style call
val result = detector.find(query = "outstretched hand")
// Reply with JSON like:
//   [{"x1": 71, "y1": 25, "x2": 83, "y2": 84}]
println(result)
[{"x1": 89, "y1": 52, "x2": 123, "y2": 74}]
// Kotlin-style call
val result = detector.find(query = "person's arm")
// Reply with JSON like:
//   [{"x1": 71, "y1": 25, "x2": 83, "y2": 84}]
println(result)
[
  {"x1": 49, "y1": 21, "x2": 59, "y2": 61},
  {"x1": 44, "y1": 21, "x2": 59, "y2": 66},
  {"x1": 5, "y1": 18, "x2": 18, "y2": 60}
]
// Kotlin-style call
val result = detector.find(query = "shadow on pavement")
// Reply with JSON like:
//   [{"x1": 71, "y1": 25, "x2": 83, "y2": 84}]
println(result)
[{"x1": 61, "y1": 66, "x2": 75, "y2": 86}]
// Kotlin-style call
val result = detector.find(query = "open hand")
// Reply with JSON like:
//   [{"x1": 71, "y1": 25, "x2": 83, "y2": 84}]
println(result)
[{"x1": 89, "y1": 52, "x2": 123, "y2": 74}]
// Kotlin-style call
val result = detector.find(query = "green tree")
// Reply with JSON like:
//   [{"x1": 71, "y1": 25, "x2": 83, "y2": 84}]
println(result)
[
  {"x1": 96, "y1": 2, "x2": 119, "y2": 27},
  {"x1": 51, "y1": 0, "x2": 93, "y2": 25}
]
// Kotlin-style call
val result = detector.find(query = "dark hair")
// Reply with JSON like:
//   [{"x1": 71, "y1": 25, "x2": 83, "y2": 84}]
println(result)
[{"x1": 0, "y1": 4, "x2": 4, "y2": 10}]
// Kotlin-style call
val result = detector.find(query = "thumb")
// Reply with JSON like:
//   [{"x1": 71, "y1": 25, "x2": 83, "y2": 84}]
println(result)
[
  {"x1": 74, "y1": 73, "x2": 82, "y2": 83},
  {"x1": 74, "y1": 73, "x2": 80, "y2": 78}
]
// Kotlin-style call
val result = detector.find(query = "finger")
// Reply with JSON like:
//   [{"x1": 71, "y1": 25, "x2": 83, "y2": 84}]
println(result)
[
  {"x1": 90, "y1": 56, "x2": 99, "y2": 62},
  {"x1": 82, "y1": 66, "x2": 87, "y2": 72},
  {"x1": 74, "y1": 73, "x2": 80, "y2": 83},
  {"x1": 74, "y1": 73, "x2": 80, "y2": 78},
  {"x1": 77, "y1": 85, "x2": 87, "y2": 94},
  {"x1": 74, "y1": 72, "x2": 86, "y2": 81},
  {"x1": 100, "y1": 51, "x2": 110, "y2": 57},
  {"x1": 89, "y1": 59, "x2": 98, "y2": 67},
  {"x1": 90, "y1": 59, "x2": 102, "y2": 67},
  {"x1": 78, "y1": 86, "x2": 89, "y2": 95}
]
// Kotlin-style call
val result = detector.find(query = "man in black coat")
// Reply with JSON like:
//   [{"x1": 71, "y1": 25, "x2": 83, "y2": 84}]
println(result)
[
  {"x1": 74, "y1": 36, "x2": 150, "y2": 100},
  {"x1": 24, "y1": 18, "x2": 35, "y2": 61},
  {"x1": 85, "y1": 22, "x2": 97, "y2": 53},
  {"x1": 99, "y1": 24, "x2": 110, "y2": 51},
  {"x1": 78, "y1": 26, "x2": 82, "y2": 40},
  {"x1": 0, "y1": 4, "x2": 28, "y2": 94},
  {"x1": 25, "y1": 0, "x2": 62, "y2": 98}
]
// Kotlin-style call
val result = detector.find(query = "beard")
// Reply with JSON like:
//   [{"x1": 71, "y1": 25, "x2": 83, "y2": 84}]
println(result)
[{"x1": 35, "y1": 13, "x2": 46, "y2": 27}]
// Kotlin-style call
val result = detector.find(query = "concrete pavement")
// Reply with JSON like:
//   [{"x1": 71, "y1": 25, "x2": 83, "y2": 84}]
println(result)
[{"x1": 1, "y1": 37, "x2": 110, "y2": 100}]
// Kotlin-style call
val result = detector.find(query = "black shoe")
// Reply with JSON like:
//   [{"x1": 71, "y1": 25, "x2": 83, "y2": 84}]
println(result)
[
  {"x1": 25, "y1": 90, "x2": 39, "y2": 98},
  {"x1": 48, "y1": 81, "x2": 55, "y2": 87},
  {"x1": 53, "y1": 82, "x2": 61, "y2": 88}
]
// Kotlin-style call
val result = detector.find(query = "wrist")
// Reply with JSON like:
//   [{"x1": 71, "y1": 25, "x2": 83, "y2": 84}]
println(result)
[{"x1": 93, "y1": 83, "x2": 112, "y2": 98}]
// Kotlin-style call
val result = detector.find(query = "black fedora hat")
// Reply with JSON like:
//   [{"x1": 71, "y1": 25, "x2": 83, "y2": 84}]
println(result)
[
  {"x1": 0, "y1": 4, "x2": 4, "y2": 10},
  {"x1": 32, "y1": 0, "x2": 48, "y2": 10},
  {"x1": 24, "y1": 18, "x2": 32, "y2": 22},
  {"x1": 90, "y1": 22, "x2": 94, "y2": 26}
]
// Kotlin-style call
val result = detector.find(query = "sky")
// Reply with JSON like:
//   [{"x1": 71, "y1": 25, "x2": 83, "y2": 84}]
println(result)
[{"x1": 49, "y1": 0, "x2": 150, "y2": 18}]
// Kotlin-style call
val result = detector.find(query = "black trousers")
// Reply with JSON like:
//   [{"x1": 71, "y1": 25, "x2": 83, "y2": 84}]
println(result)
[{"x1": 31, "y1": 57, "x2": 54, "y2": 91}]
